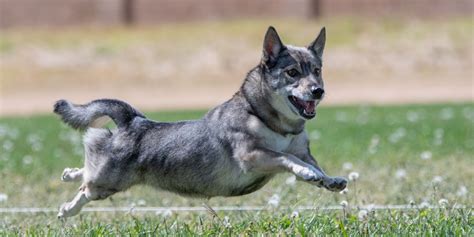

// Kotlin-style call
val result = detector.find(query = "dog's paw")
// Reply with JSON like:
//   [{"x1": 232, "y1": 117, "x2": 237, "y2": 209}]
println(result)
[
  {"x1": 57, "y1": 203, "x2": 68, "y2": 219},
  {"x1": 61, "y1": 168, "x2": 79, "y2": 182},
  {"x1": 297, "y1": 168, "x2": 324, "y2": 186},
  {"x1": 323, "y1": 177, "x2": 347, "y2": 192}
]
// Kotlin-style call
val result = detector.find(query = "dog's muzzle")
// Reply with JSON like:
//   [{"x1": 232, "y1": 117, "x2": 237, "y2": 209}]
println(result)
[{"x1": 288, "y1": 96, "x2": 316, "y2": 119}]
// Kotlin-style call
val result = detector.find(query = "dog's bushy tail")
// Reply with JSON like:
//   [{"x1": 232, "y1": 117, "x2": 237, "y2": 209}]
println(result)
[{"x1": 53, "y1": 99, "x2": 145, "y2": 130}]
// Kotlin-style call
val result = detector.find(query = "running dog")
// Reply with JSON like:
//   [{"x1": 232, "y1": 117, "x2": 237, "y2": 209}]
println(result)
[{"x1": 55, "y1": 26, "x2": 347, "y2": 218}]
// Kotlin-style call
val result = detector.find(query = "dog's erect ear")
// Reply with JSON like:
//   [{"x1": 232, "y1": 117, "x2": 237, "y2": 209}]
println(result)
[
  {"x1": 262, "y1": 26, "x2": 284, "y2": 66},
  {"x1": 309, "y1": 27, "x2": 326, "y2": 58}
]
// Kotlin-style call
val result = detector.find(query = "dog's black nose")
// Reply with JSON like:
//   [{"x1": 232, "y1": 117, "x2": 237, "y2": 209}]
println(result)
[{"x1": 311, "y1": 87, "x2": 325, "y2": 99}]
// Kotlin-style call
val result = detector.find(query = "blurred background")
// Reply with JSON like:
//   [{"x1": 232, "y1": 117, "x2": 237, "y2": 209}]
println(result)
[{"x1": 0, "y1": 0, "x2": 472, "y2": 115}]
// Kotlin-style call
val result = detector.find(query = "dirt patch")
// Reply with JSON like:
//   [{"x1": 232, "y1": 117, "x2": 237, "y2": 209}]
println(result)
[{"x1": 1, "y1": 20, "x2": 472, "y2": 116}]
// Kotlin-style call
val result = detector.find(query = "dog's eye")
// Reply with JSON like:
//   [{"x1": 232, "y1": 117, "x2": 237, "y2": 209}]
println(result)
[
  {"x1": 286, "y1": 69, "x2": 300, "y2": 77},
  {"x1": 313, "y1": 68, "x2": 321, "y2": 77}
]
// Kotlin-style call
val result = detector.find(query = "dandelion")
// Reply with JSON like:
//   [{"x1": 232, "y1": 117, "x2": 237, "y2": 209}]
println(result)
[
  {"x1": 395, "y1": 169, "x2": 407, "y2": 179},
  {"x1": 339, "y1": 188, "x2": 349, "y2": 195},
  {"x1": 348, "y1": 172, "x2": 359, "y2": 181},
  {"x1": 309, "y1": 130, "x2": 321, "y2": 140},
  {"x1": 223, "y1": 216, "x2": 232, "y2": 228},
  {"x1": 433, "y1": 128, "x2": 444, "y2": 146},
  {"x1": 432, "y1": 176, "x2": 443, "y2": 184},
  {"x1": 440, "y1": 108, "x2": 454, "y2": 120},
  {"x1": 156, "y1": 209, "x2": 173, "y2": 217},
  {"x1": 342, "y1": 162, "x2": 353, "y2": 171},
  {"x1": 2, "y1": 140, "x2": 14, "y2": 152},
  {"x1": 367, "y1": 135, "x2": 380, "y2": 154},
  {"x1": 27, "y1": 133, "x2": 43, "y2": 152},
  {"x1": 462, "y1": 107, "x2": 474, "y2": 120},
  {"x1": 420, "y1": 151, "x2": 432, "y2": 160},
  {"x1": 456, "y1": 186, "x2": 468, "y2": 197},
  {"x1": 356, "y1": 111, "x2": 369, "y2": 125},
  {"x1": 267, "y1": 194, "x2": 280, "y2": 207},
  {"x1": 358, "y1": 210, "x2": 368, "y2": 221},
  {"x1": 137, "y1": 199, "x2": 146, "y2": 206},
  {"x1": 0, "y1": 125, "x2": 7, "y2": 138},
  {"x1": 23, "y1": 155, "x2": 33, "y2": 165},
  {"x1": 290, "y1": 211, "x2": 299, "y2": 218},
  {"x1": 438, "y1": 199, "x2": 449, "y2": 207},
  {"x1": 406, "y1": 111, "x2": 419, "y2": 123},
  {"x1": 389, "y1": 127, "x2": 406, "y2": 144},
  {"x1": 0, "y1": 193, "x2": 8, "y2": 202},
  {"x1": 419, "y1": 201, "x2": 430, "y2": 208},
  {"x1": 285, "y1": 175, "x2": 296, "y2": 185},
  {"x1": 340, "y1": 200, "x2": 348, "y2": 208},
  {"x1": 336, "y1": 112, "x2": 348, "y2": 122}
]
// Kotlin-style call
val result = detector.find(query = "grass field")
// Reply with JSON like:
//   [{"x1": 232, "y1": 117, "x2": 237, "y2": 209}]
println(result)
[{"x1": 0, "y1": 103, "x2": 473, "y2": 235}]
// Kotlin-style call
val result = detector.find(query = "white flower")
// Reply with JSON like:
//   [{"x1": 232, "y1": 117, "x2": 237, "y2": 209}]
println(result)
[
  {"x1": 419, "y1": 201, "x2": 430, "y2": 208},
  {"x1": 310, "y1": 130, "x2": 321, "y2": 140},
  {"x1": 0, "y1": 193, "x2": 8, "y2": 202},
  {"x1": 433, "y1": 128, "x2": 444, "y2": 146},
  {"x1": 137, "y1": 199, "x2": 146, "y2": 206},
  {"x1": 395, "y1": 169, "x2": 407, "y2": 179},
  {"x1": 389, "y1": 128, "x2": 406, "y2": 144},
  {"x1": 456, "y1": 186, "x2": 468, "y2": 197},
  {"x1": 420, "y1": 151, "x2": 432, "y2": 160},
  {"x1": 438, "y1": 199, "x2": 449, "y2": 207},
  {"x1": 285, "y1": 175, "x2": 296, "y2": 185},
  {"x1": 440, "y1": 108, "x2": 454, "y2": 120},
  {"x1": 156, "y1": 209, "x2": 173, "y2": 217},
  {"x1": 223, "y1": 216, "x2": 232, "y2": 228},
  {"x1": 23, "y1": 155, "x2": 33, "y2": 165},
  {"x1": 409, "y1": 200, "x2": 416, "y2": 206},
  {"x1": 267, "y1": 194, "x2": 280, "y2": 207},
  {"x1": 3, "y1": 140, "x2": 13, "y2": 152},
  {"x1": 406, "y1": 111, "x2": 419, "y2": 122},
  {"x1": 432, "y1": 176, "x2": 443, "y2": 184},
  {"x1": 339, "y1": 188, "x2": 349, "y2": 194},
  {"x1": 367, "y1": 135, "x2": 380, "y2": 154},
  {"x1": 358, "y1": 210, "x2": 368, "y2": 221},
  {"x1": 366, "y1": 204, "x2": 375, "y2": 212},
  {"x1": 462, "y1": 107, "x2": 474, "y2": 120},
  {"x1": 342, "y1": 162, "x2": 353, "y2": 171},
  {"x1": 340, "y1": 200, "x2": 348, "y2": 208},
  {"x1": 290, "y1": 211, "x2": 299, "y2": 218},
  {"x1": 336, "y1": 112, "x2": 348, "y2": 122},
  {"x1": 348, "y1": 172, "x2": 359, "y2": 181}
]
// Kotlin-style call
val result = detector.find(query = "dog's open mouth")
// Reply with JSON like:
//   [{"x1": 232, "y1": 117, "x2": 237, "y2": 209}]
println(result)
[{"x1": 288, "y1": 96, "x2": 316, "y2": 119}]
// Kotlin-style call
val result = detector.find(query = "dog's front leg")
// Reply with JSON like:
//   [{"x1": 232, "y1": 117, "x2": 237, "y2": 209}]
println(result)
[
  {"x1": 298, "y1": 153, "x2": 347, "y2": 192},
  {"x1": 243, "y1": 148, "x2": 327, "y2": 184}
]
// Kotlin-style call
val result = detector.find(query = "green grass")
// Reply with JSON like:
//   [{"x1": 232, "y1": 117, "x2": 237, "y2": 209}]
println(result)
[{"x1": 0, "y1": 103, "x2": 473, "y2": 235}]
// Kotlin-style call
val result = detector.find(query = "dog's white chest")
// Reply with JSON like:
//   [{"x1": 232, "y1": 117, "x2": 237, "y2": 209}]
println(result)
[{"x1": 247, "y1": 116, "x2": 293, "y2": 152}]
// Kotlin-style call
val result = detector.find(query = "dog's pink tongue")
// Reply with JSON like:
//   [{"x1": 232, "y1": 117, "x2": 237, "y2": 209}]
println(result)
[
  {"x1": 304, "y1": 101, "x2": 315, "y2": 113},
  {"x1": 296, "y1": 99, "x2": 315, "y2": 113}
]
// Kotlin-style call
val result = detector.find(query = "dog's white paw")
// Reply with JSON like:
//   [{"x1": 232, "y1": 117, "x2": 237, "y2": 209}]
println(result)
[
  {"x1": 57, "y1": 203, "x2": 68, "y2": 219},
  {"x1": 61, "y1": 168, "x2": 80, "y2": 182},
  {"x1": 58, "y1": 202, "x2": 82, "y2": 219},
  {"x1": 297, "y1": 168, "x2": 323, "y2": 184}
]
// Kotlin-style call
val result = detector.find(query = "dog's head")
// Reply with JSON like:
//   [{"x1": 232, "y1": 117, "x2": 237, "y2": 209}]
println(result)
[{"x1": 261, "y1": 26, "x2": 326, "y2": 120}]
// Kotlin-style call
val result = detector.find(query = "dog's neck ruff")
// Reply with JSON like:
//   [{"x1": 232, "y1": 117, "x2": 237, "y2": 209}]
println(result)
[{"x1": 240, "y1": 67, "x2": 305, "y2": 136}]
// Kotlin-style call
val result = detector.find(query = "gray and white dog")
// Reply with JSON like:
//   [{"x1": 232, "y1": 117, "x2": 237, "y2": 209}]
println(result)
[{"x1": 54, "y1": 26, "x2": 347, "y2": 218}]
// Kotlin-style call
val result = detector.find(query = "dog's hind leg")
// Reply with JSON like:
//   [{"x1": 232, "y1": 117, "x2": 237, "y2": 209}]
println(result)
[
  {"x1": 57, "y1": 187, "x2": 89, "y2": 219},
  {"x1": 61, "y1": 168, "x2": 83, "y2": 182},
  {"x1": 57, "y1": 184, "x2": 118, "y2": 219}
]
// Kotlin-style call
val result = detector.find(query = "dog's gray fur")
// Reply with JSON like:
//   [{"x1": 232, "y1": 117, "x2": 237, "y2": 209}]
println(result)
[{"x1": 55, "y1": 26, "x2": 347, "y2": 218}]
